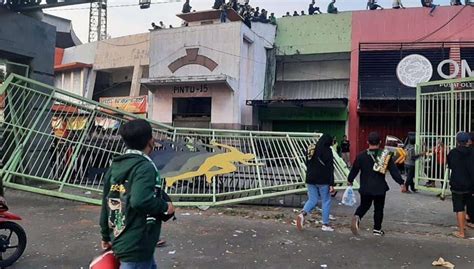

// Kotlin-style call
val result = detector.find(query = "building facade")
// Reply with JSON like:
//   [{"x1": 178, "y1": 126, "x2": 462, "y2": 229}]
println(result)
[
  {"x1": 349, "y1": 6, "x2": 474, "y2": 157},
  {"x1": 143, "y1": 11, "x2": 276, "y2": 129},
  {"x1": 54, "y1": 6, "x2": 474, "y2": 159},
  {"x1": 252, "y1": 13, "x2": 351, "y2": 139}
]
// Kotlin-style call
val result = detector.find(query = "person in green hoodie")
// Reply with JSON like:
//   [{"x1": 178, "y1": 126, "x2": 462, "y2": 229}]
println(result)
[{"x1": 100, "y1": 119, "x2": 175, "y2": 269}]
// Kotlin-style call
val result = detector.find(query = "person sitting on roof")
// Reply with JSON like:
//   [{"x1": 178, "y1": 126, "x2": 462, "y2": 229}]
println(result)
[
  {"x1": 301, "y1": 10, "x2": 306, "y2": 15},
  {"x1": 327, "y1": 0, "x2": 338, "y2": 14},
  {"x1": 293, "y1": 10, "x2": 299, "y2": 16},
  {"x1": 367, "y1": 0, "x2": 384, "y2": 10},
  {"x1": 150, "y1": 22, "x2": 160, "y2": 30},
  {"x1": 259, "y1": 9, "x2": 269, "y2": 23},
  {"x1": 269, "y1": 12, "x2": 277, "y2": 24},
  {"x1": 450, "y1": 0, "x2": 462, "y2": 5},
  {"x1": 159, "y1": 21, "x2": 166, "y2": 29},
  {"x1": 182, "y1": 0, "x2": 191, "y2": 13},
  {"x1": 283, "y1": 11, "x2": 291, "y2": 17},
  {"x1": 392, "y1": 0, "x2": 405, "y2": 9},
  {"x1": 309, "y1": 0, "x2": 322, "y2": 14},
  {"x1": 244, "y1": 11, "x2": 252, "y2": 28},
  {"x1": 423, "y1": 0, "x2": 438, "y2": 16}
]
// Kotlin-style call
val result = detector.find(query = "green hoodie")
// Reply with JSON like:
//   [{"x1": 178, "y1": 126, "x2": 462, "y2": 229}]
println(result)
[{"x1": 100, "y1": 153, "x2": 168, "y2": 262}]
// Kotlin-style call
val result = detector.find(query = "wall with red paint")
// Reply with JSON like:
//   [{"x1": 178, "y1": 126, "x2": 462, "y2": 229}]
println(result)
[{"x1": 349, "y1": 6, "x2": 474, "y2": 159}]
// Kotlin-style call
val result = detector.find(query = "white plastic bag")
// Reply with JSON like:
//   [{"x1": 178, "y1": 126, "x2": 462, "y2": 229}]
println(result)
[{"x1": 341, "y1": 186, "x2": 357, "y2": 206}]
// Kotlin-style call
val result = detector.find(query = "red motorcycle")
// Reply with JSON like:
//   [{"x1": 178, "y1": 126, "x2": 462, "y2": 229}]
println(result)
[{"x1": 0, "y1": 206, "x2": 26, "y2": 268}]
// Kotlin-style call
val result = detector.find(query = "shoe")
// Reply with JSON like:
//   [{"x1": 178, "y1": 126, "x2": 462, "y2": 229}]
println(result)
[
  {"x1": 322, "y1": 225, "x2": 334, "y2": 232},
  {"x1": 373, "y1": 229, "x2": 385, "y2": 236},
  {"x1": 411, "y1": 188, "x2": 418, "y2": 193},
  {"x1": 296, "y1": 213, "x2": 305, "y2": 231},
  {"x1": 351, "y1": 215, "x2": 360, "y2": 236},
  {"x1": 329, "y1": 215, "x2": 336, "y2": 221}
]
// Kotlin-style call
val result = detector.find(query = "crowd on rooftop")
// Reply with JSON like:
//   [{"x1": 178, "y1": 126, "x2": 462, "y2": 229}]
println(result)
[{"x1": 150, "y1": 0, "x2": 473, "y2": 31}]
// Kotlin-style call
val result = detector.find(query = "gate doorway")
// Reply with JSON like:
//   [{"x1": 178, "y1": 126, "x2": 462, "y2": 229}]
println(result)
[
  {"x1": 416, "y1": 77, "x2": 474, "y2": 198},
  {"x1": 172, "y1": 97, "x2": 211, "y2": 128}
]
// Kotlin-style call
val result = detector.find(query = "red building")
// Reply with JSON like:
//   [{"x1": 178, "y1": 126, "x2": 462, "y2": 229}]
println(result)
[{"x1": 349, "y1": 6, "x2": 474, "y2": 158}]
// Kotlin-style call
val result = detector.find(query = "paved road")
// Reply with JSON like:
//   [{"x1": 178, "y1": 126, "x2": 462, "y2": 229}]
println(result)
[{"x1": 5, "y1": 181, "x2": 474, "y2": 269}]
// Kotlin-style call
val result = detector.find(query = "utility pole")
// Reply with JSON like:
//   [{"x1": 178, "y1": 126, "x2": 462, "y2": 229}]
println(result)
[{"x1": 88, "y1": 0, "x2": 107, "y2": 42}]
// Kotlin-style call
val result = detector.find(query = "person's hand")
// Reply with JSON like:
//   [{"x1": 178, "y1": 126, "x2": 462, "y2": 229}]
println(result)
[
  {"x1": 101, "y1": 240, "x2": 112, "y2": 250},
  {"x1": 347, "y1": 181, "x2": 353, "y2": 186},
  {"x1": 166, "y1": 202, "x2": 175, "y2": 215},
  {"x1": 401, "y1": 184, "x2": 407, "y2": 193},
  {"x1": 329, "y1": 186, "x2": 335, "y2": 194}
]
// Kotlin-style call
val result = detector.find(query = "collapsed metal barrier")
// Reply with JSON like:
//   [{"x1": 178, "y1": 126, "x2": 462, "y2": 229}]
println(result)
[{"x1": 0, "y1": 74, "x2": 355, "y2": 206}]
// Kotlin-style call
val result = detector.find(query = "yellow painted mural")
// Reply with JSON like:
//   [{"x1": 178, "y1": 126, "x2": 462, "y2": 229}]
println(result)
[{"x1": 165, "y1": 142, "x2": 262, "y2": 187}]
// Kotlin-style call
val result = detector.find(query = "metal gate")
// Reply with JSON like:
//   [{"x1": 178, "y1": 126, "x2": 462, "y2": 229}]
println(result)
[
  {"x1": 0, "y1": 74, "x2": 355, "y2": 206},
  {"x1": 416, "y1": 77, "x2": 474, "y2": 198}
]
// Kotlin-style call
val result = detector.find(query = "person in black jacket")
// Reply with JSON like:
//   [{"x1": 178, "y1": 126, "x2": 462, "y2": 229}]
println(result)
[
  {"x1": 296, "y1": 134, "x2": 336, "y2": 232},
  {"x1": 348, "y1": 132, "x2": 406, "y2": 236},
  {"x1": 467, "y1": 132, "x2": 474, "y2": 227},
  {"x1": 447, "y1": 132, "x2": 474, "y2": 239}
]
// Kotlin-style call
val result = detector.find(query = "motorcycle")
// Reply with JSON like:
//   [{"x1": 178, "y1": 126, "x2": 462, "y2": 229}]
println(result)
[{"x1": 0, "y1": 206, "x2": 26, "y2": 268}]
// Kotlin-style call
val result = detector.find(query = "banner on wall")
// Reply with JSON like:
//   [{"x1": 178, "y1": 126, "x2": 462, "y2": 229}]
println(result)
[{"x1": 99, "y1": 96, "x2": 148, "y2": 114}]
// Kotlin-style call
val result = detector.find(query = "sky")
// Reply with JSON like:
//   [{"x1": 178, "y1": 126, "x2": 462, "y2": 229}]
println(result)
[{"x1": 45, "y1": 0, "x2": 453, "y2": 43}]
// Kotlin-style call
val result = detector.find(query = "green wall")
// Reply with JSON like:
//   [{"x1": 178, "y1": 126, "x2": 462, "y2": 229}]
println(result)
[{"x1": 275, "y1": 13, "x2": 352, "y2": 55}]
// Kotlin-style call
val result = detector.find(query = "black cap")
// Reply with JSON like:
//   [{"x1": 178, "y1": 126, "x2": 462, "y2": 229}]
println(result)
[{"x1": 368, "y1": 132, "x2": 381, "y2": 145}]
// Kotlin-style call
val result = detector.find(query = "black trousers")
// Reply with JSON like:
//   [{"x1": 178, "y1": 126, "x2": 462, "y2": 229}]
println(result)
[
  {"x1": 405, "y1": 166, "x2": 416, "y2": 191},
  {"x1": 355, "y1": 193, "x2": 386, "y2": 230}
]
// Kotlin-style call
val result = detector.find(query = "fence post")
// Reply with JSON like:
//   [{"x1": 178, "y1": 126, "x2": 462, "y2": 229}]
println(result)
[
  {"x1": 415, "y1": 84, "x2": 422, "y2": 188},
  {"x1": 249, "y1": 133, "x2": 264, "y2": 195}
]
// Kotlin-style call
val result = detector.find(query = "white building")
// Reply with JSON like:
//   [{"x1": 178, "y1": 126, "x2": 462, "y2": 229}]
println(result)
[{"x1": 142, "y1": 10, "x2": 276, "y2": 129}]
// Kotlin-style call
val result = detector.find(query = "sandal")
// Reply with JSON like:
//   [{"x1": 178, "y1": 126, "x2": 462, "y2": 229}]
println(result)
[
  {"x1": 156, "y1": 239, "x2": 166, "y2": 247},
  {"x1": 466, "y1": 222, "x2": 474, "y2": 229},
  {"x1": 452, "y1": 231, "x2": 465, "y2": 239}
]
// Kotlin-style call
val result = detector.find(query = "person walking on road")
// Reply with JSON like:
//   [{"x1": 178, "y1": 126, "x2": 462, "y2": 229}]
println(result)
[
  {"x1": 348, "y1": 132, "x2": 406, "y2": 236},
  {"x1": 447, "y1": 132, "x2": 474, "y2": 239},
  {"x1": 467, "y1": 132, "x2": 474, "y2": 227},
  {"x1": 296, "y1": 134, "x2": 336, "y2": 232},
  {"x1": 100, "y1": 119, "x2": 175, "y2": 269}
]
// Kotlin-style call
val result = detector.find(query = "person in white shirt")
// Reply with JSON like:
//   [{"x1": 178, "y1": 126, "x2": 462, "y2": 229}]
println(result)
[{"x1": 393, "y1": 0, "x2": 405, "y2": 8}]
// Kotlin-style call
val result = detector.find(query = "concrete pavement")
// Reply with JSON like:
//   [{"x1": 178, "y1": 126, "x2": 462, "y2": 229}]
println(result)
[{"x1": 5, "y1": 180, "x2": 474, "y2": 269}]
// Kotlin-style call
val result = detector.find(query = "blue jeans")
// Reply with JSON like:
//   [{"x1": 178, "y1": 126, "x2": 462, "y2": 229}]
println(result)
[
  {"x1": 303, "y1": 184, "x2": 332, "y2": 225},
  {"x1": 120, "y1": 259, "x2": 157, "y2": 269},
  {"x1": 220, "y1": 11, "x2": 227, "y2": 22}
]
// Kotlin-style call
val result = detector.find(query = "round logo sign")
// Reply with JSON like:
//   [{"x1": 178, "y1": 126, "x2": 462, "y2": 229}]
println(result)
[{"x1": 396, "y1": 54, "x2": 433, "y2": 88}]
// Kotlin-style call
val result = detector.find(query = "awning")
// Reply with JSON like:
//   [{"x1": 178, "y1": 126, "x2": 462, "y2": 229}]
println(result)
[
  {"x1": 246, "y1": 99, "x2": 347, "y2": 108},
  {"x1": 274, "y1": 80, "x2": 349, "y2": 100},
  {"x1": 142, "y1": 75, "x2": 238, "y2": 92},
  {"x1": 55, "y1": 62, "x2": 92, "y2": 72}
]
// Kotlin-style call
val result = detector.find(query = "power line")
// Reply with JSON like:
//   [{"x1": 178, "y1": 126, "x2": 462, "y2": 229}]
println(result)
[
  {"x1": 413, "y1": 5, "x2": 468, "y2": 43},
  {"x1": 47, "y1": 0, "x2": 180, "y2": 11}
]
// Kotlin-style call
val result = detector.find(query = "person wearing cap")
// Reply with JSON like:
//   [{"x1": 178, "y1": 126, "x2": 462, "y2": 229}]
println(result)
[
  {"x1": 447, "y1": 132, "x2": 474, "y2": 239},
  {"x1": 347, "y1": 132, "x2": 406, "y2": 236}
]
